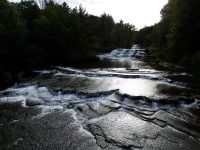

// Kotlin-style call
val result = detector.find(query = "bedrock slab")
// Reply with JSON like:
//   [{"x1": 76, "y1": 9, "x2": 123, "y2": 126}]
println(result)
[{"x1": 88, "y1": 111, "x2": 200, "y2": 150}]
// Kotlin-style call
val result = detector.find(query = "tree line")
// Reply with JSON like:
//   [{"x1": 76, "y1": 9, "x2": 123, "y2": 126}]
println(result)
[
  {"x1": 0, "y1": 0, "x2": 135, "y2": 88},
  {"x1": 134, "y1": 0, "x2": 200, "y2": 73}
]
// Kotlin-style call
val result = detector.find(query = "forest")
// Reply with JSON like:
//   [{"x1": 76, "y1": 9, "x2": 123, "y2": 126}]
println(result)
[
  {"x1": 134, "y1": 0, "x2": 200, "y2": 73},
  {"x1": 0, "y1": 0, "x2": 135, "y2": 88},
  {"x1": 1, "y1": 0, "x2": 200, "y2": 89}
]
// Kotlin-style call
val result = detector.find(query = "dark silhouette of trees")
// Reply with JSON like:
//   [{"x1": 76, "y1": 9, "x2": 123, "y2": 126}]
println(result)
[
  {"x1": 112, "y1": 20, "x2": 135, "y2": 49},
  {"x1": 0, "y1": 0, "x2": 136, "y2": 89},
  {"x1": 134, "y1": 0, "x2": 200, "y2": 72}
]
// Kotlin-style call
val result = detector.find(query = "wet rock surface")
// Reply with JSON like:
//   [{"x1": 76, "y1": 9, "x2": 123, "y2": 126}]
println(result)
[{"x1": 1, "y1": 45, "x2": 200, "y2": 150}]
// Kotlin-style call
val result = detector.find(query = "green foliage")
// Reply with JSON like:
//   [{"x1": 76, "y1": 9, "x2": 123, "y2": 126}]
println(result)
[
  {"x1": 97, "y1": 13, "x2": 115, "y2": 52},
  {"x1": 0, "y1": 0, "x2": 27, "y2": 71},
  {"x1": 112, "y1": 20, "x2": 135, "y2": 49},
  {"x1": 192, "y1": 51, "x2": 200, "y2": 70},
  {"x1": 134, "y1": 0, "x2": 200, "y2": 72},
  {"x1": 134, "y1": 26, "x2": 154, "y2": 48}
]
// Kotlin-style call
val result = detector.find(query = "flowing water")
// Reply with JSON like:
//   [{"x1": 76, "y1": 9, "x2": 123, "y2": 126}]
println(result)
[{"x1": 1, "y1": 45, "x2": 200, "y2": 150}]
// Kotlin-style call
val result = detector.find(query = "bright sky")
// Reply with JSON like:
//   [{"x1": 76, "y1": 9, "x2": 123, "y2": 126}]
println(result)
[
  {"x1": 62, "y1": 0, "x2": 168, "y2": 29},
  {"x1": 10, "y1": 0, "x2": 168, "y2": 29}
]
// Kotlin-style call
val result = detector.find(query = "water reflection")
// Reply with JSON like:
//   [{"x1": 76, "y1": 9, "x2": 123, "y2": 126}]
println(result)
[
  {"x1": 107, "y1": 78, "x2": 158, "y2": 98},
  {"x1": 43, "y1": 73, "x2": 191, "y2": 99},
  {"x1": 35, "y1": 46, "x2": 199, "y2": 99}
]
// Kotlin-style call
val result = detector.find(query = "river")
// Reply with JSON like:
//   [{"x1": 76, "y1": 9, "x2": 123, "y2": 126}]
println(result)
[{"x1": 0, "y1": 45, "x2": 200, "y2": 150}]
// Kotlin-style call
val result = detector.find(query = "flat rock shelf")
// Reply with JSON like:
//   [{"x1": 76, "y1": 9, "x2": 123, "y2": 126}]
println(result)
[{"x1": 1, "y1": 45, "x2": 200, "y2": 150}]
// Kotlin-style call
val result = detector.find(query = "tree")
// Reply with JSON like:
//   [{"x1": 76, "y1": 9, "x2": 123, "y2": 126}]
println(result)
[
  {"x1": 0, "y1": 0, "x2": 137, "y2": 88},
  {"x1": 134, "y1": 0, "x2": 200, "y2": 71}
]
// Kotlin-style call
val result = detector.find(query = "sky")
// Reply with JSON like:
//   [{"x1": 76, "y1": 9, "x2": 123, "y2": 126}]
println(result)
[{"x1": 10, "y1": 0, "x2": 168, "y2": 29}]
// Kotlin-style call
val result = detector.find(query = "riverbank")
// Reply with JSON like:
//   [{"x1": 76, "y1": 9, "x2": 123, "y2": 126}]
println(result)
[
  {"x1": 0, "y1": 56, "x2": 102, "y2": 90},
  {"x1": 141, "y1": 46, "x2": 200, "y2": 76}
]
